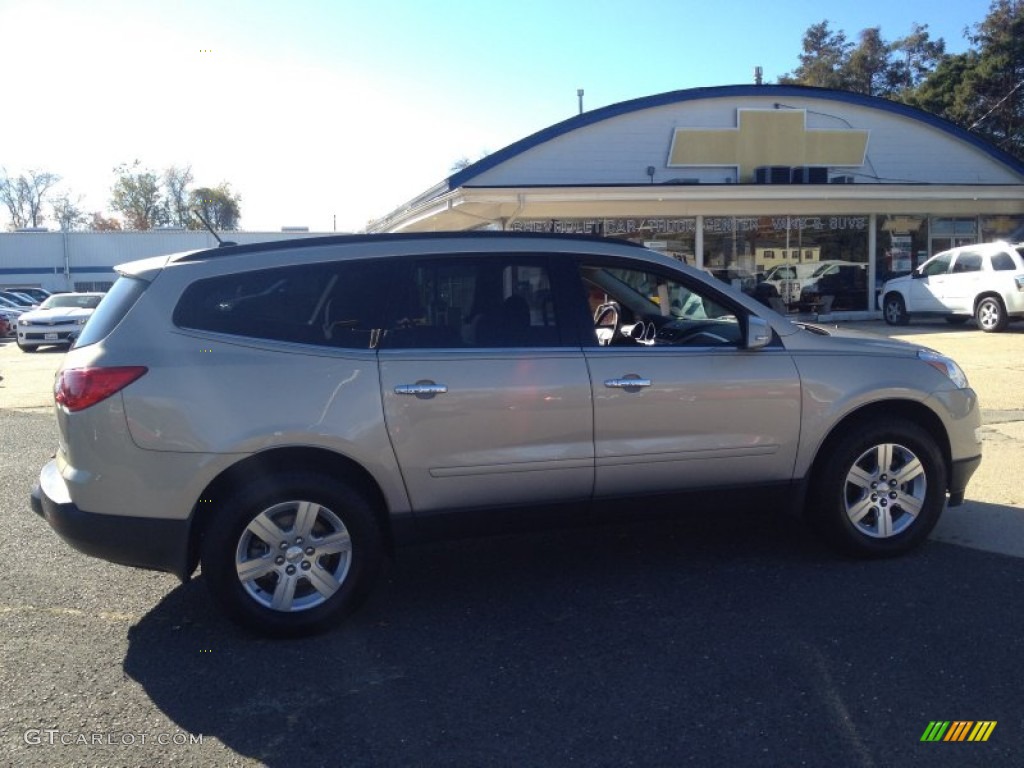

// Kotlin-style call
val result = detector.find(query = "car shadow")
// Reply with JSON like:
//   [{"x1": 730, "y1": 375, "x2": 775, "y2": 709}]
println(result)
[{"x1": 122, "y1": 510, "x2": 1024, "y2": 766}]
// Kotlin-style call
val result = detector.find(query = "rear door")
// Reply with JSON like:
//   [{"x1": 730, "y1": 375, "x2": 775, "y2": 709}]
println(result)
[
  {"x1": 378, "y1": 253, "x2": 594, "y2": 513},
  {"x1": 942, "y1": 250, "x2": 984, "y2": 312}
]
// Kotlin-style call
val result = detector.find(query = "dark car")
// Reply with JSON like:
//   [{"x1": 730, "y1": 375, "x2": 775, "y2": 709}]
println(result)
[{"x1": 799, "y1": 264, "x2": 868, "y2": 312}]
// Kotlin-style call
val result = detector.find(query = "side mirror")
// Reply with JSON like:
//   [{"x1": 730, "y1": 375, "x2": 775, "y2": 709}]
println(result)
[
  {"x1": 912, "y1": 269, "x2": 925, "y2": 279},
  {"x1": 746, "y1": 315, "x2": 771, "y2": 350}
]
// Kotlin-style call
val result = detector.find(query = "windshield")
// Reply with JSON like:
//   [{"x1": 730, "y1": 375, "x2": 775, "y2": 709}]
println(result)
[{"x1": 41, "y1": 294, "x2": 103, "y2": 310}]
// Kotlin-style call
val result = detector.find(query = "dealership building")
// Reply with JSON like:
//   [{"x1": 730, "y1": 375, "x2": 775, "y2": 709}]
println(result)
[{"x1": 370, "y1": 84, "x2": 1024, "y2": 316}]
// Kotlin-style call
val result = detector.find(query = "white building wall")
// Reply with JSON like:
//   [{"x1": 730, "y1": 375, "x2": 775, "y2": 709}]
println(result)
[
  {"x1": 0, "y1": 231, "x2": 333, "y2": 291},
  {"x1": 467, "y1": 95, "x2": 1023, "y2": 188}
]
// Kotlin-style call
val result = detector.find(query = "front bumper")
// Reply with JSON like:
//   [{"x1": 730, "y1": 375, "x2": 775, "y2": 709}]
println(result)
[
  {"x1": 32, "y1": 459, "x2": 192, "y2": 580},
  {"x1": 948, "y1": 454, "x2": 982, "y2": 506}
]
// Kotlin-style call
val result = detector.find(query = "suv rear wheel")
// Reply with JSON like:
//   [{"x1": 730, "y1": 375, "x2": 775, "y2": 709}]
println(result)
[
  {"x1": 975, "y1": 296, "x2": 1008, "y2": 333},
  {"x1": 810, "y1": 419, "x2": 947, "y2": 557},
  {"x1": 200, "y1": 471, "x2": 383, "y2": 637}
]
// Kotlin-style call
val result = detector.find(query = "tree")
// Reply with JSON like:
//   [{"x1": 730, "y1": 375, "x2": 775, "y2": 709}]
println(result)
[
  {"x1": 0, "y1": 169, "x2": 61, "y2": 229},
  {"x1": 90, "y1": 212, "x2": 122, "y2": 231},
  {"x1": 890, "y1": 23, "x2": 946, "y2": 94},
  {"x1": 164, "y1": 165, "x2": 194, "y2": 228},
  {"x1": 907, "y1": 0, "x2": 1023, "y2": 161},
  {"x1": 190, "y1": 183, "x2": 241, "y2": 230},
  {"x1": 779, "y1": 21, "x2": 853, "y2": 89},
  {"x1": 845, "y1": 28, "x2": 895, "y2": 97},
  {"x1": 51, "y1": 193, "x2": 88, "y2": 231},
  {"x1": 110, "y1": 160, "x2": 166, "y2": 230}
]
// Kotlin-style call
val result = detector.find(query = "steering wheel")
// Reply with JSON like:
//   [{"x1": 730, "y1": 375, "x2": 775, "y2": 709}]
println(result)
[{"x1": 593, "y1": 302, "x2": 621, "y2": 345}]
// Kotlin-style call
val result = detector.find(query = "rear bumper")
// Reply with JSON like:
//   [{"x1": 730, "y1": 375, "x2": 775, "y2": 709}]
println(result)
[
  {"x1": 32, "y1": 459, "x2": 192, "y2": 580},
  {"x1": 948, "y1": 454, "x2": 982, "y2": 506}
]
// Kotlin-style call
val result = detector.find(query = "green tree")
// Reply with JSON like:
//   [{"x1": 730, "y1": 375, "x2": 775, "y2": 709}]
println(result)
[
  {"x1": 110, "y1": 161, "x2": 166, "y2": 230},
  {"x1": 845, "y1": 27, "x2": 895, "y2": 97},
  {"x1": 907, "y1": 0, "x2": 1023, "y2": 160},
  {"x1": 889, "y1": 23, "x2": 946, "y2": 94},
  {"x1": 779, "y1": 21, "x2": 853, "y2": 89},
  {"x1": 190, "y1": 183, "x2": 241, "y2": 230}
]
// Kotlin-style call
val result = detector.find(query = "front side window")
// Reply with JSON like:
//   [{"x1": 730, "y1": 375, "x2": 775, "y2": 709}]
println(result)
[
  {"x1": 380, "y1": 256, "x2": 561, "y2": 349},
  {"x1": 921, "y1": 253, "x2": 952, "y2": 277},
  {"x1": 581, "y1": 264, "x2": 742, "y2": 347},
  {"x1": 173, "y1": 260, "x2": 390, "y2": 348}
]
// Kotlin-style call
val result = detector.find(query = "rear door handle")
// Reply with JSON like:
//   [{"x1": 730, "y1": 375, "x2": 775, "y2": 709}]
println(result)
[
  {"x1": 604, "y1": 377, "x2": 652, "y2": 389},
  {"x1": 394, "y1": 382, "x2": 448, "y2": 396}
]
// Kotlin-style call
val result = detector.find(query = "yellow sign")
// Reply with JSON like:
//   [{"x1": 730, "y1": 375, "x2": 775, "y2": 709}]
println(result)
[{"x1": 668, "y1": 109, "x2": 868, "y2": 182}]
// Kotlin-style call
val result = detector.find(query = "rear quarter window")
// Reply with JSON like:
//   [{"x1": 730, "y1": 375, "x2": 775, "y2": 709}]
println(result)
[
  {"x1": 73, "y1": 278, "x2": 147, "y2": 348},
  {"x1": 172, "y1": 260, "x2": 391, "y2": 348}
]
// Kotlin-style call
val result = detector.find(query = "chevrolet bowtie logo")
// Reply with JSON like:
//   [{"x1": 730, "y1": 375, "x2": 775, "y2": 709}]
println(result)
[{"x1": 668, "y1": 109, "x2": 868, "y2": 182}]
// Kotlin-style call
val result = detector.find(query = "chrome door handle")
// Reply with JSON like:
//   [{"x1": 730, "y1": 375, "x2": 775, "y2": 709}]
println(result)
[
  {"x1": 604, "y1": 377, "x2": 652, "y2": 389},
  {"x1": 394, "y1": 383, "x2": 448, "y2": 395}
]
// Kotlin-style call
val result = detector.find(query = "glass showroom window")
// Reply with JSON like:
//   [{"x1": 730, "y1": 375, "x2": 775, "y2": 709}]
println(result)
[{"x1": 703, "y1": 215, "x2": 869, "y2": 312}]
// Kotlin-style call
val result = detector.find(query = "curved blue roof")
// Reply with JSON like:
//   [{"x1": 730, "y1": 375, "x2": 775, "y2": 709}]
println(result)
[{"x1": 447, "y1": 84, "x2": 1024, "y2": 189}]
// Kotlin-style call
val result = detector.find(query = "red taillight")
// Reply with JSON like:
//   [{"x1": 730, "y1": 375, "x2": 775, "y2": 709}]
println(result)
[{"x1": 55, "y1": 367, "x2": 148, "y2": 412}]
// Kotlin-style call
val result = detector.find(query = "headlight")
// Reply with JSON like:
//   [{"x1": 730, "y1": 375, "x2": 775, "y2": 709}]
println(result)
[
  {"x1": 18, "y1": 318, "x2": 28, "y2": 326},
  {"x1": 76, "y1": 318, "x2": 88, "y2": 325},
  {"x1": 918, "y1": 349, "x2": 969, "y2": 389}
]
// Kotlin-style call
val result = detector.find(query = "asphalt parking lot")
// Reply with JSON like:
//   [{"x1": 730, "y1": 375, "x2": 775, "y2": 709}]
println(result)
[{"x1": 1, "y1": 321, "x2": 1022, "y2": 767}]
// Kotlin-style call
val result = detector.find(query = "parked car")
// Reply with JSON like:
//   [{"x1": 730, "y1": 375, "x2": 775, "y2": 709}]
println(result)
[
  {"x1": 0, "y1": 290, "x2": 39, "y2": 308},
  {"x1": 0, "y1": 314, "x2": 10, "y2": 337},
  {"x1": 881, "y1": 241, "x2": 1024, "y2": 331},
  {"x1": 798, "y1": 263, "x2": 868, "y2": 312},
  {"x1": 31, "y1": 233, "x2": 982, "y2": 636},
  {"x1": 3, "y1": 287, "x2": 52, "y2": 303},
  {"x1": 15, "y1": 292, "x2": 104, "y2": 352}
]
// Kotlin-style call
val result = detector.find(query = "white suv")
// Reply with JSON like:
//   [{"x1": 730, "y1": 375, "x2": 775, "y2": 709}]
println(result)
[{"x1": 881, "y1": 241, "x2": 1024, "y2": 332}]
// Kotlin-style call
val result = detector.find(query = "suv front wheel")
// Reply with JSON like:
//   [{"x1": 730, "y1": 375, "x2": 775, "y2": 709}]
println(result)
[
  {"x1": 810, "y1": 419, "x2": 947, "y2": 557},
  {"x1": 882, "y1": 293, "x2": 909, "y2": 326},
  {"x1": 200, "y1": 471, "x2": 384, "y2": 637}
]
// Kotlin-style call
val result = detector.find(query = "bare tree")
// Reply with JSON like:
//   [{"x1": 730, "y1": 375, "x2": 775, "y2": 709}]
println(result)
[
  {"x1": 164, "y1": 165, "x2": 194, "y2": 228},
  {"x1": 0, "y1": 169, "x2": 61, "y2": 229},
  {"x1": 51, "y1": 193, "x2": 88, "y2": 231}
]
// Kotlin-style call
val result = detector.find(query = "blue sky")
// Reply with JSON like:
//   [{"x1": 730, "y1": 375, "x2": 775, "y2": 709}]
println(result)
[{"x1": 0, "y1": 0, "x2": 995, "y2": 232}]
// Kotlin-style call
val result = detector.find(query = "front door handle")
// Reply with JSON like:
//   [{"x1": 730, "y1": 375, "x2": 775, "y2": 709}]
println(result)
[
  {"x1": 394, "y1": 382, "x2": 449, "y2": 396},
  {"x1": 604, "y1": 377, "x2": 652, "y2": 389}
]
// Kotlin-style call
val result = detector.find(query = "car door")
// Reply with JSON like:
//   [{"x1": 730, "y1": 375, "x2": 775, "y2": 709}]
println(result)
[
  {"x1": 907, "y1": 252, "x2": 953, "y2": 312},
  {"x1": 575, "y1": 258, "x2": 802, "y2": 498},
  {"x1": 942, "y1": 250, "x2": 984, "y2": 312},
  {"x1": 377, "y1": 254, "x2": 594, "y2": 513}
]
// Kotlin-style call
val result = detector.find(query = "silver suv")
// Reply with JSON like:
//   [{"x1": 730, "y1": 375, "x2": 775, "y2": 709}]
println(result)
[{"x1": 32, "y1": 233, "x2": 982, "y2": 636}]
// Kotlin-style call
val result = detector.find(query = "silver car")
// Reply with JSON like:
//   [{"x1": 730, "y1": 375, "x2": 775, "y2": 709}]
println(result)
[{"x1": 31, "y1": 233, "x2": 983, "y2": 636}]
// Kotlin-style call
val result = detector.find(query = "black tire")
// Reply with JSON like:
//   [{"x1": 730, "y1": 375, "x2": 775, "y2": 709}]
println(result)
[
  {"x1": 808, "y1": 418, "x2": 947, "y2": 558},
  {"x1": 17, "y1": 341, "x2": 37, "y2": 352},
  {"x1": 974, "y1": 296, "x2": 1008, "y2": 333},
  {"x1": 200, "y1": 471, "x2": 384, "y2": 637},
  {"x1": 882, "y1": 293, "x2": 909, "y2": 326},
  {"x1": 944, "y1": 316, "x2": 969, "y2": 326}
]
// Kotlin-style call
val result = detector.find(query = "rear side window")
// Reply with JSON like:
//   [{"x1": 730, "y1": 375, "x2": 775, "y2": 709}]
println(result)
[
  {"x1": 951, "y1": 252, "x2": 982, "y2": 273},
  {"x1": 173, "y1": 260, "x2": 391, "y2": 348},
  {"x1": 73, "y1": 278, "x2": 147, "y2": 348},
  {"x1": 991, "y1": 252, "x2": 1018, "y2": 271},
  {"x1": 380, "y1": 256, "x2": 562, "y2": 349}
]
